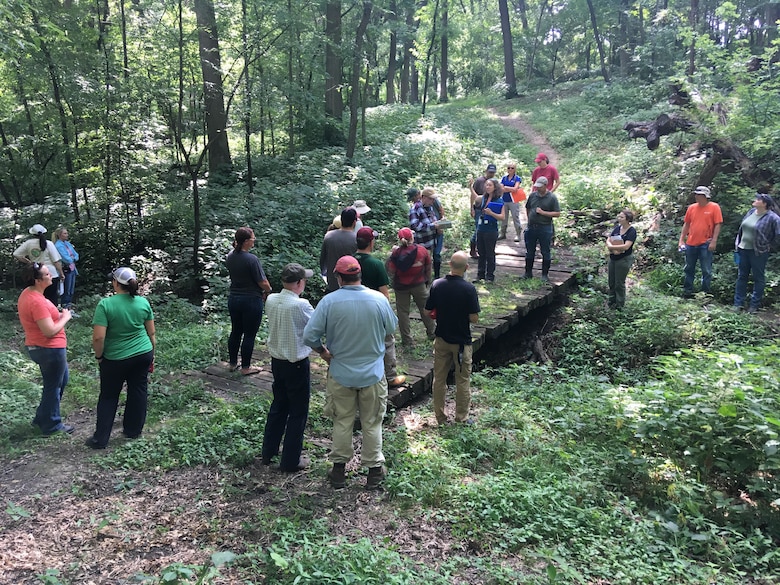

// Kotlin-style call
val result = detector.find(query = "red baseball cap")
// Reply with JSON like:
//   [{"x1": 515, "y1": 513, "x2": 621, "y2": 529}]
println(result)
[
  {"x1": 356, "y1": 226, "x2": 377, "y2": 241},
  {"x1": 397, "y1": 227, "x2": 414, "y2": 241},
  {"x1": 334, "y1": 255, "x2": 361, "y2": 275},
  {"x1": 534, "y1": 153, "x2": 547, "y2": 162}
]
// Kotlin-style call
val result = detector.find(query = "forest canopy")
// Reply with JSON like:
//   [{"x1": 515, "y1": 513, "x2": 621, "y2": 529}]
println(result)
[{"x1": 1, "y1": 0, "x2": 780, "y2": 291}]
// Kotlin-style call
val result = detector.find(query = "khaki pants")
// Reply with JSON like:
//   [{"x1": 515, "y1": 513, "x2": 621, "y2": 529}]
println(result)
[
  {"x1": 395, "y1": 283, "x2": 435, "y2": 345},
  {"x1": 432, "y1": 337, "x2": 472, "y2": 424},
  {"x1": 325, "y1": 373, "x2": 387, "y2": 468}
]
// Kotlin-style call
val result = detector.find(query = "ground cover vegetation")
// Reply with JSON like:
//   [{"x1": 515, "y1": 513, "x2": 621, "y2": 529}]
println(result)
[
  {"x1": 2, "y1": 1, "x2": 780, "y2": 582},
  {"x1": 2, "y1": 79, "x2": 779, "y2": 582}
]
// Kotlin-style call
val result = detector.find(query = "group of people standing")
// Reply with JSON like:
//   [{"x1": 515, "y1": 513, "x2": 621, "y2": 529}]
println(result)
[
  {"x1": 676, "y1": 186, "x2": 780, "y2": 312},
  {"x1": 468, "y1": 154, "x2": 562, "y2": 283},
  {"x1": 15, "y1": 228, "x2": 155, "y2": 449}
]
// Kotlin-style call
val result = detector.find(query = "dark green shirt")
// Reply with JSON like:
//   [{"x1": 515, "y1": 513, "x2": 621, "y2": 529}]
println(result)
[{"x1": 355, "y1": 252, "x2": 390, "y2": 291}]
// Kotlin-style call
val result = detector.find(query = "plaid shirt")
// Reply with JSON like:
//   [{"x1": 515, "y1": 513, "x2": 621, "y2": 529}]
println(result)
[{"x1": 409, "y1": 202, "x2": 437, "y2": 250}]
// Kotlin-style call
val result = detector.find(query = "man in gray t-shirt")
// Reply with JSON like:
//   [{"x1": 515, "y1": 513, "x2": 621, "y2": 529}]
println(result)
[{"x1": 320, "y1": 208, "x2": 358, "y2": 292}]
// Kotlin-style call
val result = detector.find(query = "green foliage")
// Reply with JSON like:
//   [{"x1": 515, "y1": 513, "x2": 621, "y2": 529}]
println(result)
[
  {"x1": 246, "y1": 518, "x2": 448, "y2": 584},
  {"x1": 105, "y1": 394, "x2": 269, "y2": 470},
  {"x1": 553, "y1": 286, "x2": 774, "y2": 381},
  {"x1": 137, "y1": 551, "x2": 236, "y2": 585}
]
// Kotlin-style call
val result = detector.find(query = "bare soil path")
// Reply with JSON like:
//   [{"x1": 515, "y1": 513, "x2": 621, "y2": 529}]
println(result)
[{"x1": 490, "y1": 106, "x2": 561, "y2": 164}]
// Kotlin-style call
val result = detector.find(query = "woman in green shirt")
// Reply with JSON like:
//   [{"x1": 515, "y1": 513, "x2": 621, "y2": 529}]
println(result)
[{"x1": 86, "y1": 267, "x2": 156, "y2": 449}]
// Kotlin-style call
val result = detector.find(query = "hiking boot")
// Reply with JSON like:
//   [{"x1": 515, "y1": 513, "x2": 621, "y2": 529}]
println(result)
[
  {"x1": 328, "y1": 463, "x2": 346, "y2": 489},
  {"x1": 366, "y1": 465, "x2": 386, "y2": 490}
]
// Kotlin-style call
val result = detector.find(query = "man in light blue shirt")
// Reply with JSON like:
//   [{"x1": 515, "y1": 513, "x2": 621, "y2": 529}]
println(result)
[{"x1": 303, "y1": 255, "x2": 398, "y2": 490}]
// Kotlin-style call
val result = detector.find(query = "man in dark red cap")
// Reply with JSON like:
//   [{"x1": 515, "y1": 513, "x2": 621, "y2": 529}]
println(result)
[
  {"x1": 303, "y1": 255, "x2": 398, "y2": 490},
  {"x1": 531, "y1": 153, "x2": 560, "y2": 193},
  {"x1": 355, "y1": 226, "x2": 406, "y2": 388}
]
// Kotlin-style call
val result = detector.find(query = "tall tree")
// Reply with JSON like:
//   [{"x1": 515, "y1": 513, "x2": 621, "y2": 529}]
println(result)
[
  {"x1": 439, "y1": 0, "x2": 448, "y2": 102},
  {"x1": 585, "y1": 0, "x2": 610, "y2": 83},
  {"x1": 498, "y1": 0, "x2": 518, "y2": 98},
  {"x1": 193, "y1": 0, "x2": 232, "y2": 175},
  {"x1": 346, "y1": 1, "x2": 372, "y2": 159},
  {"x1": 386, "y1": 0, "x2": 398, "y2": 103},
  {"x1": 325, "y1": 1, "x2": 343, "y2": 118}
]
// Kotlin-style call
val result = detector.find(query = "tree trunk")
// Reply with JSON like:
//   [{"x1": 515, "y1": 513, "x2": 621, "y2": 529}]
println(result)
[
  {"x1": 527, "y1": 0, "x2": 547, "y2": 81},
  {"x1": 439, "y1": 0, "x2": 448, "y2": 102},
  {"x1": 687, "y1": 0, "x2": 699, "y2": 77},
  {"x1": 401, "y1": 5, "x2": 415, "y2": 103},
  {"x1": 422, "y1": 0, "x2": 440, "y2": 114},
  {"x1": 346, "y1": 2, "x2": 372, "y2": 159},
  {"x1": 386, "y1": 0, "x2": 398, "y2": 104},
  {"x1": 325, "y1": 1, "x2": 343, "y2": 118},
  {"x1": 242, "y1": 0, "x2": 253, "y2": 195},
  {"x1": 193, "y1": 0, "x2": 232, "y2": 176},
  {"x1": 618, "y1": 0, "x2": 629, "y2": 76},
  {"x1": 498, "y1": 0, "x2": 517, "y2": 97},
  {"x1": 31, "y1": 10, "x2": 79, "y2": 221},
  {"x1": 585, "y1": 0, "x2": 610, "y2": 83}
]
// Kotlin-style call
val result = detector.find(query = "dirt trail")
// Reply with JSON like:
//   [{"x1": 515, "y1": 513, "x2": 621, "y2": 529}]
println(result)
[{"x1": 490, "y1": 107, "x2": 561, "y2": 164}]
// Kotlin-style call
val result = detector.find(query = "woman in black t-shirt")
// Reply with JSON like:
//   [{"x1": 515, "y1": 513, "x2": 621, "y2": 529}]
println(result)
[
  {"x1": 225, "y1": 227, "x2": 271, "y2": 374},
  {"x1": 605, "y1": 210, "x2": 637, "y2": 309}
]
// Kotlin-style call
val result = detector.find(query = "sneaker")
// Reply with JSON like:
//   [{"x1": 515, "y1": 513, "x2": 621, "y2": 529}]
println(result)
[
  {"x1": 521, "y1": 273, "x2": 533, "y2": 280},
  {"x1": 541, "y1": 274, "x2": 549, "y2": 282},
  {"x1": 328, "y1": 463, "x2": 346, "y2": 489},
  {"x1": 69, "y1": 310, "x2": 80, "y2": 318},
  {"x1": 747, "y1": 306, "x2": 758, "y2": 314},
  {"x1": 366, "y1": 465, "x2": 387, "y2": 490},
  {"x1": 497, "y1": 235, "x2": 507, "y2": 241},
  {"x1": 44, "y1": 424, "x2": 75, "y2": 436},
  {"x1": 514, "y1": 237, "x2": 520, "y2": 242},
  {"x1": 388, "y1": 375, "x2": 407, "y2": 388}
]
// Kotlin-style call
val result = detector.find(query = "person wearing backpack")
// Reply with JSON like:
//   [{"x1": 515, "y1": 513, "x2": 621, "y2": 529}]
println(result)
[{"x1": 386, "y1": 227, "x2": 436, "y2": 346}]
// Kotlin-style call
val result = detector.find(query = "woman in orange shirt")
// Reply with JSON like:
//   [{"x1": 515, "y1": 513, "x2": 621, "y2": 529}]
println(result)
[{"x1": 17, "y1": 262, "x2": 74, "y2": 435}]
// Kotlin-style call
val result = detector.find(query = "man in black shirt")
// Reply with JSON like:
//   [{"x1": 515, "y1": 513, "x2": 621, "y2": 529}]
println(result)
[{"x1": 424, "y1": 251, "x2": 480, "y2": 425}]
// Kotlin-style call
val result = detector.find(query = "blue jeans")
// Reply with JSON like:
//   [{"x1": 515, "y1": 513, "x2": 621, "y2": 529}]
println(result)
[
  {"x1": 262, "y1": 357, "x2": 311, "y2": 470},
  {"x1": 683, "y1": 243, "x2": 714, "y2": 294},
  {"x1": 734, "y1": 248, "x2": 769, "y2": 310},
  {"x1": 61, "y1": 270, "x2": 76, "y2": 307},
  {"x1": 228, "y1": 294, "x2": 264, "y2": 368},
  {"x1": 27, "y1": 347, "x2": 69, "y2": 434},
  {"x1": 524, "y1": 224, "x2": 554, "y2": 275},
  {"x1": 92, "y1": 350, "x2": 153, "y2": 446}
]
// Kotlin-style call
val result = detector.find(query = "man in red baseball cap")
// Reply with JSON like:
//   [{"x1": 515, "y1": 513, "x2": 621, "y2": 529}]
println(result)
[
  {"x1": 303, "y1": 255, "x2": 398, "y2": 490},
  {"x1": 531, "y1": 153, "x2": 560, "y2": 193},
  {"x1": 355, "y1": 227, "x2": 406, "y2": 388}
]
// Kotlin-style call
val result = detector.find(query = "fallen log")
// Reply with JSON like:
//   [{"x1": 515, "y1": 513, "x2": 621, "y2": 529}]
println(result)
[{"x1": 623, "y1": 114, "x2": 694, "y2": 150}]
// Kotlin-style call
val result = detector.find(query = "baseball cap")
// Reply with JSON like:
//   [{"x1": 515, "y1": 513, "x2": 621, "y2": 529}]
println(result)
[
  {"x1": 334, "y1": 255, "x2": 361, "y2": 275},
  {"x1": 29, "y1": 224, "x2": 47, "y2": 235},
  {"x1": 398, "y1": 227, "x2": 414, "y2": 241},
  {"x1": 405, "y1": 188, "x2": 420, "y2": 202},
  {"x1": 486, "y1": 164, "x2": 497, "y2": 172},
  {"x1": 693, "y1": 186, "x2": 711, "y2": 198},
  {"x1": 534, "y1": 153, "x2": 547, "y2": 163},
  {"x1": 112, "y1": 267, "x2": 137, "y2": 285},
  {"x1": 357, "y1": 226, "x2": 378, "y2": 241},
  {"x1": 533, "y1": 176, "x2": 548, "y2": 187},
  {"x1": 281, "y1": 263, "x2": 314, "y2": 283}
]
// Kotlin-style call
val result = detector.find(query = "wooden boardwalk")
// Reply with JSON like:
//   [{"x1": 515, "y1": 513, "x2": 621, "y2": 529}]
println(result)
[{"x1": 189, "y1": 237, "x2": 581, "y2": 408}]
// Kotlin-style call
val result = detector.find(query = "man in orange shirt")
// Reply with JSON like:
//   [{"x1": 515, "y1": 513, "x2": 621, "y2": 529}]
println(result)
[{"x1": 678, "y1": 186, "x2": 723, "y2": 298}]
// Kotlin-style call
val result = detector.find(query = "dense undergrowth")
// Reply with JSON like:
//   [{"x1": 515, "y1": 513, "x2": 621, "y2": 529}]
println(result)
[{"x1": 1, "y1": 80, "x2": 779, "y2": 584}]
